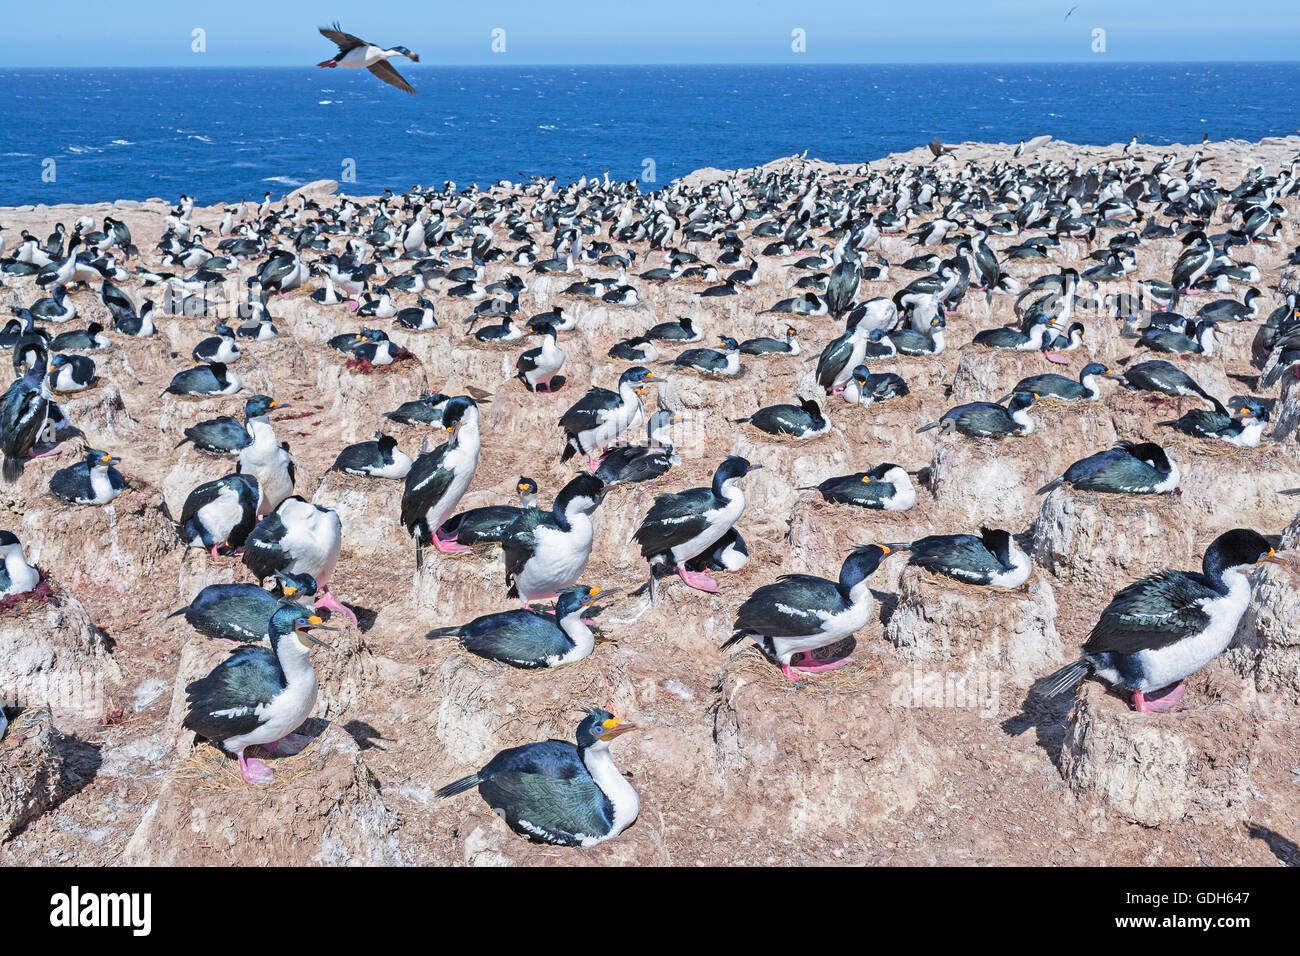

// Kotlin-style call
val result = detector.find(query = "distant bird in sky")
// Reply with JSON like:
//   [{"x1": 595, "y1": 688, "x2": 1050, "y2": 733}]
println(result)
[
  {"x1": 1065, "y1": 5, "x2": 1078, "y2": 20},
  {"x1": 316, "y1": 22, "x2": 419, "y2": 94}
]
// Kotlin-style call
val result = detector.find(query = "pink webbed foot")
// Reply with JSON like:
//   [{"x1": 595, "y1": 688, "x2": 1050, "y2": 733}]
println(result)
[
  {"x1": 677, "y1": 568, "x2": 719, "y2": 593},
  {"x1": 830, "y1": 383, "x2": 847, "y2": 396},
  {"x1": 432, "y1": 528, "x2": 472, "y2": 553},
  {"x1": 1133, "y1": 682, "x2": 1186, "y2": 714},
  {"x1": 789, "y1": 649, "x2": 855, "y2": 675},
  {"x1": 587, "y1": 455, "x2": 606, "y2": 471},
  {"x1": 315, "y1": 588, "x2": 357, "y2": 626},
  {"x1": 1043, "y1": 350, "x2": 1070, "y2": 365},
  {"x1": 238, "y1": 752, "x2": 275, "y2": 784},
  {"x1": 27, "y1": 447, "x2": 62, "y2": 460},
  {"x1": 210, "y1": 544, "x2": 223, "y2": 558}
]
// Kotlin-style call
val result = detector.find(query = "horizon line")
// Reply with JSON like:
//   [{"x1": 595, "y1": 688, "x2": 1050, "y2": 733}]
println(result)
[{"x1": 5, "y1": 58, "x2": 1300, "y2": 69}]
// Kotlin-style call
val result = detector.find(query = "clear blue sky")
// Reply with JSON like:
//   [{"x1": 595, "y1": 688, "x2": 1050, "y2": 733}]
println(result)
[{"x1": 2, "y1": 0, "x2": 1297, "y2": 65}]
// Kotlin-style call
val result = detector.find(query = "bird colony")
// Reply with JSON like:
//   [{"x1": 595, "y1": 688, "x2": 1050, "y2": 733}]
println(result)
[{"x1": 1, "y1": 136, "x2": 1299, "y2": 865}]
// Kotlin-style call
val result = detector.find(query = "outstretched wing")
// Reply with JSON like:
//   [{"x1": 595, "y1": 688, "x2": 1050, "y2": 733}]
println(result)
[
  {"x1": 319, "y1": 22, "x2": 365, "y2": 53},
  {"x1": 369, "y1": 60, "x2": 416, "y2": 94}
]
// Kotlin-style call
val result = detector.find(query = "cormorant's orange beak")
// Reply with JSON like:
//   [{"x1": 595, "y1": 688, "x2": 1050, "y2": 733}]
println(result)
[
  {"x1": 598, "y1": 717, "x2": 636, "y2": 740},
  {"x1": 1260, "y1": 548, "x2": 1287, "y2": 566}
]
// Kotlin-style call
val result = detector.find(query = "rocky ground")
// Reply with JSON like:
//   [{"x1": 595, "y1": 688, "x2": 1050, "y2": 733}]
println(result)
[{"x1": 2, "y1": 137, "x2": 1299, "y2": 867}]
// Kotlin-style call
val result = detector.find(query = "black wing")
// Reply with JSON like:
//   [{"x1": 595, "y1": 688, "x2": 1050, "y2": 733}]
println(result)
[
  {"x1": 319, "y1": 22, "x2": 365, "y2": 53},
  {"x1": 242, "y1": 510, "x2": 290, "y2": 581},
  {"x1": 1084, "y1": 571, "x2": 1216, "y2": 656},
  {"x1": 633, "y1": 488, "x2": 715, "y2": 558},
  {"x1": 559, "y1": 387, "x2": 617, "y2": 435},
  {"x1": 401, "y1": 444, "x2": 453, "y2": 530},
  {"x1": 183, "y1": 646, "x2": 285, "y2": 743},
  {"x1": 478, "y1": 740, "x2": 613, "y2": 845},
  {"x1": 500, "y1": 509, "x2": 548, "y2": 587},
  {"x1": 369, "y1": 60, "x2": 416, "y2": 94},
  {"x1": 734, "y1": 575, "x2": 843, "y2": 637}
]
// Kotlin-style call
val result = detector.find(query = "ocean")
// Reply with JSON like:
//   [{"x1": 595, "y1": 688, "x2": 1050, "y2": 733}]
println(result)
[{"x1": 0, "y1": 63, "x2": 1296, "y2": 207}]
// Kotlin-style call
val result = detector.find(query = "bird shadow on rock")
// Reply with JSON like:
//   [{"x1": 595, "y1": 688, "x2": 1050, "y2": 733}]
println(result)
[
  {"x1": 871, "y1": 587, "x2": 898, "y2": 625},
  {"x1": 349, "y1": 604, "x2": 379, "y2": 633},
  {"x1": 1246, "y1": 824, "x2": 1299, "y2": 866},
  {"x1": 1000, "y1": 688, "x2": 1075, "y2": 770},
  {"x1": 341, "y1": 719, "x2": 384, "y2": 751},
  {"x1": 52, "y1": 725, "x2": 103, "y2": 812}
]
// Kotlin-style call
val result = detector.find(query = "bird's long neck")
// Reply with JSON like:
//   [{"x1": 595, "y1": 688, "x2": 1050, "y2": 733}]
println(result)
[
  {"x1": 274, "y1": 632, "x2": 317, "y2": 687},
  {"x1": 556, "y1": 609, "x2": 595, "y2": 662},
  {"x1": 581, "y1": 741, "x2": 639, "y2": 837}
]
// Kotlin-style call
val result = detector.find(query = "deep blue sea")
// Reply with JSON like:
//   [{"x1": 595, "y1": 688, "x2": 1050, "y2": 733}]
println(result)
[{"x1": 0, "y1": 63, "x2": 1296, "y2": 206}]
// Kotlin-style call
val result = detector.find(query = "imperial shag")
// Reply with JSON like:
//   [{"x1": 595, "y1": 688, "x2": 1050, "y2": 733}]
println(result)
[
  {"x1": 1038, "y1": 441, "x2": 1180, "y2": 495},
  {"x1": 178, "y1": 473, "x2": 262, "y2": 555},
  {"x1": 558, "y1": 367, "x2": 656, "y2": 469},
  {"x1": 170, "y1": 571, "x2": 317, "y2": 644},
  {"x1": 916, "y1": 392, "x2": 1038, "y2": 438},
  {"x1": 501, "y1": 473, "x2": 605, "y2": 606},
  {"x1": 1038, "y1": 529, "x2": 1280, "y2": 712},
  {"x1": 401, "y1": 396, "x2": 482, "y2": 567},
  {"x1": 804, "y1": 463, "x2": 916, "y2": 511},
  {"x1": 426, "y1": 584, "x2": 607, "y2": 668},
  {"x1": 242, "y1": 495, "x2": 353, "y2": 624},
  {"x1": 332, "y1": 432, "x2": 412, "y2": 478},
  {"x1": 48, "y1": 447, "x2": 124, "y2": 505},
  {"x1": 893, "y1": 528, "x2": 1031, "y2": 588},
  {"x1": 722, "y1": 545, "x2": 890, "y2": 679},
  {"x1": 634, "y1": 456, "x2": 760, "y2": 595},
  {"x1": 434, "y1": 477, "x2": 539, "y2": 552},
  {"x1": 434, "y1": 708, "x2": 639, "y2": 847},
  {"x1": 183, "y1": 604, "x2": 337, "y2": 784}
]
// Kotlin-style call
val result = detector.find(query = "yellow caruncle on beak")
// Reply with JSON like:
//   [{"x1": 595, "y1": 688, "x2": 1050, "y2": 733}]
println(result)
[
  {"x1": 601, "y1": 717, "x2": 621, "y2": 730},
  {"x1": 100, "y1": 454, "x2": 111, "y2": 463},
  {"x1": 588, "y1": 586, "x2": 601, "y2": 597},
  {"x1": 269, "y1": 398, "x2": 278, "y2": 407},
  {"x1": 307, "y1": 615, "x2": 324, "y2": 626},
  {"x1": 861, "y1": 474, "x2": 873, "y2": 482},
  {"x1": 881, "y1": 545, "x2": 892, "y2": 554},
  {"x1": 284, "y1": 587, "x2": 298, "y2": 596}
]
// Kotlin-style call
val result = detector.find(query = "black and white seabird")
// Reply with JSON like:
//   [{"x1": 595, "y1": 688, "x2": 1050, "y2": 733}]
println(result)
[
  {"x1": 317, "y1": 22, "x2": 419, "y2": 93},
  {"x1": 0, "y1": 530, "x2": 40, "y2": 598},
  {"x1": 595, "y1": 409, "x2": 684, "y2": 487},
  {"x1": 722, "y1": 545, "x2": 890, "y2": 679},
  {"x1": 733, "y1": 398, "x2": 830, "y2": 439},
  {"x1": 242, "y1": 496, "x2": 353, "y2": 624},
  {"x1": 893, "y1": 528, "x2": 1031, "y2": 588},
  {"x1": 183, "y1": 603, "x2": 337, "y2": 784},
  {"x1": 48, "y1": 447, "x2": 124, "y2": 505},
  {"x1": 1039, "y1": 529, "x2": 1280, "y2": 712},
  {"x1": 171, "y1": 571, "x2": 317, "y2": 645},
  {"x1": 401, "y1": 396, "x2": 482, "y2": 567},
  {"x1": 434, "y1": 476, "x2": 539, "y2": 552},
  {"x1": 1038, "y1": 441, "x2": 1180, "y2": 495},
  {"x1": 558, "y1": 366, "x2": 656, "y2": 469},
  {"x1": 178, "y1": 473, "x2": 263, "y2": 555},
  {"x1": 426, "y1": 583, "x2": 608, "y2": 668},
  {"x1": 804, "y1": 463, "x2": 916, "y2": 511},
  {"x1": 332, "y1": 432, "x2": 412, "y2": 478},
  {"x1": 501, "y1": 473, "x2": 605, "y2": 606},
  {"x1": 634, "y1": 456, "x2": 760, "y2": 595},
  {"x1": 915, "y1": 392, "x2": 1038, "y2": 438},
  {"x1": 434, "y1": 708, "x2": 639, "y2": 847}
]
